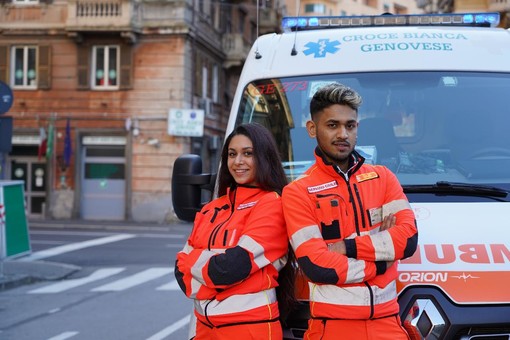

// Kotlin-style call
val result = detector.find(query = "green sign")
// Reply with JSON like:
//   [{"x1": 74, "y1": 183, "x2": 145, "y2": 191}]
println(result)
[{"x1": 0, "y1": 181, "x2": 30, "y2": 259}]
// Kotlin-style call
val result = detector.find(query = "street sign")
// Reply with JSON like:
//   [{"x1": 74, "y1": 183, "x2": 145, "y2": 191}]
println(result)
[
  {"x1": 0, "y1": 81, "x2": 13, "y2": 115},
  {"x1": 168, "y1": 109, "x2": 204, "y2": 137},
  {"x1": 0, "y1": 181, "x2": 31, "y2": 260}
]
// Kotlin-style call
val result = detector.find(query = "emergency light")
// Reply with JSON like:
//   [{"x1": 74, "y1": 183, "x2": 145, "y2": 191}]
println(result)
[{"x1": 281, "y1": 12, "x2": 500, "y2": 32}]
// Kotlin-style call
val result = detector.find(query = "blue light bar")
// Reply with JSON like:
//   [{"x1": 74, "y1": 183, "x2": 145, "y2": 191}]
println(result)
[{"x1": 281, "y1": 12, "x2": 500, "y2": 32}]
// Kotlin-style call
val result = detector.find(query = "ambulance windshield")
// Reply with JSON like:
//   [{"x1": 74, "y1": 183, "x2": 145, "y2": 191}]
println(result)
[{"x1": 235, "y1": 72, "x2": 510, "y2": 187}]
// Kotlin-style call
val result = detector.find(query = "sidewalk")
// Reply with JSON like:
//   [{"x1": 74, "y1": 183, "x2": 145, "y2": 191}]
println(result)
[
  {"x1": 0, "y1": 259, "x2": 81, "y2": 291},
  {"x1": 0, "y1": 218, "x2": 191, "y2": 291}
]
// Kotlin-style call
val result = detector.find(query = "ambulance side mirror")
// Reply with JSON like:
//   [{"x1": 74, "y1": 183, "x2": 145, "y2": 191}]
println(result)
[{"x1": 172, "y1": 154, "x2": 215, "y2": 221}]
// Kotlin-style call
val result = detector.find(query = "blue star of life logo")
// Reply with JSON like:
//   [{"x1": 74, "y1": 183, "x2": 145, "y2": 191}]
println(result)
[{"x1": 303, "y1": 39, "x2": 341, "y2": 58}]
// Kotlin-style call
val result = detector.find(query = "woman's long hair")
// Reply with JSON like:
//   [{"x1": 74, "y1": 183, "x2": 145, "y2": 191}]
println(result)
[
  {"x1": 217, "y1": 123, "x2": 287, "y2": 196},
  {"x1": 217, "y1": 123, "x2": 297, "y2": 322}
]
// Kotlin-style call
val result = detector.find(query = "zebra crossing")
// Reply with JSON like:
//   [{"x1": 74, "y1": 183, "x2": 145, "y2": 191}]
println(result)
[{"x1": 28, "y1": 266, "x2": 180, "y2": 294}]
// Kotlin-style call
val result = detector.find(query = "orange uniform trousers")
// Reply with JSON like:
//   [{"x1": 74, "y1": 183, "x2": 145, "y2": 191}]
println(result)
[
  {"x1": 304, "y1": 316, "x2": 410, "y2": 340},
  {"x1": 194, "y1": 319, "x2": 282, "y2": 340}
]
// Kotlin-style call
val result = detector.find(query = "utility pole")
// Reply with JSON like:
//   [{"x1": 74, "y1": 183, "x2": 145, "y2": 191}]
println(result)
[{"x1": 0, "y1": 81, "x2": 14, "y2": 180}]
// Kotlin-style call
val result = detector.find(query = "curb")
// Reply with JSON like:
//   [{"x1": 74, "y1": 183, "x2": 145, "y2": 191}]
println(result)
[{"x1": 0, "y1": 260, "x2": 81, "y2": 292}]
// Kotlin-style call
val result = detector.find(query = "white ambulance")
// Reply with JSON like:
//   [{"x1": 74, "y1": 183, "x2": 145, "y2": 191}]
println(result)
[{"x1": 173, "y1": 12, "x2": 510, "y2": 339}]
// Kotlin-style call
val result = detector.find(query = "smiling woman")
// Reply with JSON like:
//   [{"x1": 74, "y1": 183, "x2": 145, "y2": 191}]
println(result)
[{"x1": 174, "y1": 123, "x2": 297, "y2": 340}]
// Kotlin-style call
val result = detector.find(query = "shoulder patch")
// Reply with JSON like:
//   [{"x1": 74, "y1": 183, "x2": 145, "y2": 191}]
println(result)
[
  {"x1": 307, "y1": 180, "x2": 338, "y2": 193},
  {"x1": 237, "y1": 201, "x2": 258, "y2": 210},
  {"x1": 356, "y1": 172, "x2": 379, "y2": 182}
]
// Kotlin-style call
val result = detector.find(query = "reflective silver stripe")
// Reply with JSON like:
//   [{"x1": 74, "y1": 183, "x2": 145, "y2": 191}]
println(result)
[
  {"x1": 371, "y1": 230, "x2": 395, "y2": 261},
  {"x1": 187, "y1": 248, "x2": 225, "y2": 298},
  {"x1": 238, "y1": 235, "x2": 270, "y2": 269},
  {"x1": 371, "y1": 199, "x2": 410, "y2": 260},
  {"x1": 368, "y1": 199, "x2": 411, "y2": 225},
  {"x1": 310, "y1": 281, "x2": 397, "y2": 306},
  {"x1": 383, "y1": 199, "x2": 411, "y2": 217},
  {"x1": 181, "y1": 243, "x2": 193, "y2": 254},
  {"x1": 345, "y1": 257, "x2": 367, "y2": 283},
  {"x1": 194, "y1": 288, "x2": 277, "y2": 316},
  {"x1": 210, "y1": 248, "x2": 227, "y2": 254},
  {"x1": 273, "y1": 254, "x2": 288, "y2": 271},
  {"x1": 189, "y1": 277, "x2": 202, "y2": 298},
  {"x1": 290, "y1": 225, "x2": 322, "y2": 250},
  {"x1": 191, "y1": 250, "x2": 216, "y2": 284}
]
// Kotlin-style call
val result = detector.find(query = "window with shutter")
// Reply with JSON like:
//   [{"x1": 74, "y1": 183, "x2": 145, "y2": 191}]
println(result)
[
  {"x1": 0, "y1": 46, "x2": 8, "y2": 84},
  {"x1": 194, "y1": 53, "x2": 202, "y2": 96},
  {"x1": 119, "y1": 44, "x2": 132, "y2": 90},
  {"x1": 77, "y1": 44, "x2": 90, "y2": 90},
  {"x1": 38, "y1": 45, "x2": 51, "y2": 90}
]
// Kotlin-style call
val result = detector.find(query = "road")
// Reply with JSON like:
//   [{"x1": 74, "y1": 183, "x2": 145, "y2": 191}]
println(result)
[{"x1": 0, "y1": 220, "x2": 195, "y2": 340}]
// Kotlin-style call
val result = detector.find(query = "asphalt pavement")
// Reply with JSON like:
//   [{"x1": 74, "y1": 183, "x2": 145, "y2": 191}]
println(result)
[{"x1": 0, "y1": 218, "x2": 187, "y2": 291}]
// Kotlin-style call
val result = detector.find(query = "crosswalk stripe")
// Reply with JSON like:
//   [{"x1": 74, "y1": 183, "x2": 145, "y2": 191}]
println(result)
[
  {"x1": 91, "y1": 267, "x2": 174, "y2": 292},
  {"x1": 20, "y1": 234, "x2": 136, "y2": 262},
  {"x1": 156, "y1": 279, "x2": 180, "y2": 291},
  {"x1": 28, "y1": 268, "x2": 126, "y2": 294},
  {"x1": 46, "y1": 331, "x2": 79, "y2": 340},
  {"x1": 145, "y1": 314, "x2": 190, "y2": 340}
]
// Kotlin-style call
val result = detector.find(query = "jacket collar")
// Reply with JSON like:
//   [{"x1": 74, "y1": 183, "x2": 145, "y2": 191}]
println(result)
[
  {"x1": 314, "y1": 147, "x2": 365, "y2": 180},
  {"x1": 227, "y1": 185, "x2": 264, "y2": 206}
]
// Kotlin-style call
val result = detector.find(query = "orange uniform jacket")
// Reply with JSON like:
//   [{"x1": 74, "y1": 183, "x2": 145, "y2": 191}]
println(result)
[
  {"x1": 282, "y1": 148, "x2": 418, "y2": 320},
  {"x1": 175, "y1": 186, "x2": 289, "y2": 328}
]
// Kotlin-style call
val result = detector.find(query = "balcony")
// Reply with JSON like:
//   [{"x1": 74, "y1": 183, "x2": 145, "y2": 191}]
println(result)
[
  {"x1": 0, "y1": 2, "x2": 68, "y2": 32},
  {"x1": 0, "y1": 0, "x2": 193, "y2": 35},
  {"x1": 488, "y1": 0, "x2": 510, "y2": 11},
  {"x1": 258, "y1": 8, "x2": 280, "y2": 34},
  {"x1": 222, "y1": 33, "x2": 251, "y2": 69},
  {"x1": 66, "y1": 0, "x2": 140, "y2": 32}
]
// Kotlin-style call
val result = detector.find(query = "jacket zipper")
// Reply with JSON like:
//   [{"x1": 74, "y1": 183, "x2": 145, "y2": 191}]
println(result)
[
  {"x1": 353, "y1": 184, "x2": 367, "y2": 230},
  {"x1": 347, "y1": 182, "x2": 361, "y2": 236}
]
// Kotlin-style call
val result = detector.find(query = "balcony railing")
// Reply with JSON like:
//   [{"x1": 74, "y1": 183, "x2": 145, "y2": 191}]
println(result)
[
  {"x1": 0, "y1": 0, "x2": 194, "y2": 32},
  {"x1": 0, "y1": 2, "x2": 67, "y2": 30},
  {"x1": 222, "y1": 33, "x2": 251, "y2": 68},
  {"x1": 258, "y1": 8, "x2": 279, "y2": 34},
  {"x1": 66, "y1": 0, "x2": 138, "y2": 30}
]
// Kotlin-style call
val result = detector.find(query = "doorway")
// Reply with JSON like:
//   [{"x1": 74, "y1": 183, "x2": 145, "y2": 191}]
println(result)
[
  {"x1": 10, "y1": 157, "x2": 47, "y2": 218},
  {"x1": 80, "y1": 144, "x2": 126, "y2": 220}
]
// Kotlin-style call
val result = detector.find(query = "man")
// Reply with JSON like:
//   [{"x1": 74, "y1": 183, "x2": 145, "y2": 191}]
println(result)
[{"x1": 282, "y1": 82, "x2": 418, "y2": 339}]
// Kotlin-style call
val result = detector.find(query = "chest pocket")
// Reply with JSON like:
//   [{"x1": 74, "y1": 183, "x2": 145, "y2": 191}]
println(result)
[{"x1": 314, "y1": 195, "x2": 348, "y2": 241}]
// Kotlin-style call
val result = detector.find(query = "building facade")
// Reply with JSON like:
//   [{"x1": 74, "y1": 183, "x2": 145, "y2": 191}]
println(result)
[{"x1": 0, "y1": 0, "x2": 280, "y2": 222}]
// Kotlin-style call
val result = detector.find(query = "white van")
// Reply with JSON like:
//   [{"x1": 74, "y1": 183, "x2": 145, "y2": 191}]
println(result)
[{"x1": 172, "y1": 12, "x2": 510, "y2": 339}]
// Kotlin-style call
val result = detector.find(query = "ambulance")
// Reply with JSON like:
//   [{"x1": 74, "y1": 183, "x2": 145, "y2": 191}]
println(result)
[{"x1": 172, "y1": 12, "x2": 510, "y2": 339}]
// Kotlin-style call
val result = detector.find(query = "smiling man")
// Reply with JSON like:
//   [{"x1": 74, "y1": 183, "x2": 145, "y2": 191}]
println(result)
[{"x1": 282, "y1": 82, "x2": 418, "y2": 340}]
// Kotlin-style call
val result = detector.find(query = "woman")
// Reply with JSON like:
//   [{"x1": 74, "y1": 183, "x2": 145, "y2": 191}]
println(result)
[{"x1": 175, "y1": 123, "x2": 296, "y2": 339}]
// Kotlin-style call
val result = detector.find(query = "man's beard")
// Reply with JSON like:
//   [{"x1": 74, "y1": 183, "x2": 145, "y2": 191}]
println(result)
[{"x1": 323, "y1": 148, "x2": 350, "y2": 165}]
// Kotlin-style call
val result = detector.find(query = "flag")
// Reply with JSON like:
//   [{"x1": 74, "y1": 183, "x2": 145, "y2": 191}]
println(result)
[
  {"x1": 46, "y1": 122, "x2": 54, "y2": 161},
  {"x1": 64, "y1": 118, "x2": 72, "y2": 167},
  {"x1": 38, "y1": 127, "x2": 47, "y2": 160}
]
